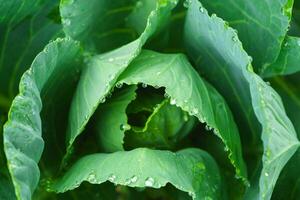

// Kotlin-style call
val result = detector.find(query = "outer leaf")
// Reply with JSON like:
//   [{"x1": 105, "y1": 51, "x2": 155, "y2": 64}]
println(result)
[
  {"x1": 270, "y1": 76, "x2": 300, "y2": 200},
  {"x1": 0, "y1": 0, "x2": 62, "y2": 104},
  {"x1": 65, "y1": 0, "x2": 178, "y2": 154},
  {"x1": 125, "y1": 99, "x2": 195, "y2": 149},
  {"x1": 261, "y1": 36, "x2": 300, "y2": 77},
  {"x1": 3, "y1": 38, "x2": 82, "y2": 200},
  {"x1": 117, "y1": 50, "x2": 248, "y2": 184},
  {"x1": 200, "y1": 0, "x2": 293, "y2": 71},
  {"x1": 184, "y1": 1, "x2": 299, "y2": 199},
  {"x1": 0, "y1": 0, "x2": 40, "y2": 25},
  {"x1": 60, "y1": 0, "x2": 161, "y2": 52},
  {"x1": 94, "y1": 86, "x2": 137, "y2": 152},
  {"x1": 50, "y1": 148, "x2": 223, "y2": 200}
]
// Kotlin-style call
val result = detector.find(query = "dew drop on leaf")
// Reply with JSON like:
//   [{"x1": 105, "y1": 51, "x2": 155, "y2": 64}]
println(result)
[
  {"x1": 116, "y1": 82, "x2": 123, "y2": 88},
  {"x1": 130, "y1": 175, "x2": 138, "y2": 183},
  {"x1": 183, "y1": 0, "x2": 191, "y2": 8},
  {"x1": 199, "y1": 6, "x2": 204, "y2": 13},
  {"x1": 120, "y1": 124, "x2": 131, "y2": 131},
  {"x1": 87, "y1": 172, "x2": 97, "y2": 183},
  {"x1": 145, "y1": 177, "x2": 154, "y2": 187},
  {"x1": 264, "y1": 172, "x2": 269, "y2": 177},
  {"x1": 142, "y1": 83, "x2": 147, "y2": 88},
  {"x1": 170, "y1": 99, "x2": 176, "y2": 105},
  {"x1": 108, "y1": 174, "x2": 116, "y2": 182}
]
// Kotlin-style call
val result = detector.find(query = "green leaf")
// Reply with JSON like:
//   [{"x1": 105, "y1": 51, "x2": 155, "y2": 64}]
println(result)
[
  {"x1": 270, "y1": 76, "x2": 300, "y2": 200},
  {"x1": 65, "y1": 0, "x2": 178, "y2": 155},
  {"x1": 184, "y1": 0, "x2": 299, "y2": 199},
  {"x1": 261, "y1": 36, "x2": 300, "y2": 77},
  {"x1": 0, "y1": 0, "x2": 40, "y2": 25},
  {"x1": 50, "y1": 148, "x2": 223, "y2": 200},
  {"x1": 94, "y1": 86, "x2": 137, "y2": 152},
  {"x1": 3, "y1": 38, "x2": 82, "y2": 200},
  {"x1": 60, "y1": 0, "x2": 162, "y2": 52},
  {"x1": 117, "y1": 50, "x2": 248, "y2": 184},
  {"x1": 0, "y1": 0, "x2": 62, "y2": 104},
  {"x1": 200, "y1": 0, "x2": 293, "y2": 71},
  {"x1": 125, "y1": 99, "x2": 196, "y2": 149}
]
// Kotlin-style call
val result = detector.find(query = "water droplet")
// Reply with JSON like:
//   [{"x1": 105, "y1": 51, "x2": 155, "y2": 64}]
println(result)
[
  {"x1": 248, "y1": 56, "x2": 253, "y2": 63},
  {"x1": 145, "y1": 177, "x2": 154, "y2": 187},
  {"x1": 120, "y1": 124, "x2": 131, "y2": 131},
  {"x1": 63, "y1": 19, "x2": 71, "y2": 26},
  {"x1": 130, "y1": 175, "x2": 138, "y2": 183},
  {"x1": 183, "y1": 0, "x2": 191, "y2": 8},
  {"x1": 224, "y1": 146, "x2": 229, "y2": 152},
  {"x1": 190, "y1": 107, "x2": 199, "y2": 115},
  {"x1": 232, "y1": 35, "x2": 238, "y2": 42},
  {"x1": 108, "y1": 58, "x2": 114, "y2": 62},
  {"x1": 87, "y1": 172, "x2": 97, "y2": 183},
  {"x1": 100, "y1": 98, "x2": 106, "y2": 103},
  {"x1": 264, "y1": 172, "x2": 269, "y2": 177},
  {"x1": 142, "y1": 83, "x2": 147, "y2": 88},
  {"x1": 247, "y1": 64, "x2": 253, "y2": 72},
  {"x1": 188, "y1": 191, "x2": 196, "y2": 198},
  {"x1": 116, "y1": 82, "x2": 123, "y2": 88},
  {"x1": 164, "y1": 93, "x2": 170, "y2": 98},
  {"x1": 199, "y1": 6, "x2": 204, "y2": 13},
  {"x1": 170, "y1": 99, "x2": 176, "y2": 105},
  {"x1": 108, "y1": 74, "x2": 115, "y2": 80},
  {"x1": 205, "y1": 125, "x2": 212, "y2": 131},
  {"x1": 108, "y1": 174, "x2": 116, "y2": 182}
]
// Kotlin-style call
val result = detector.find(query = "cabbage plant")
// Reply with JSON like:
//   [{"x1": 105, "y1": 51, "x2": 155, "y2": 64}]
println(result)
[{"x1": 1, "y1": 0, "x2": 300, "y2": 199}]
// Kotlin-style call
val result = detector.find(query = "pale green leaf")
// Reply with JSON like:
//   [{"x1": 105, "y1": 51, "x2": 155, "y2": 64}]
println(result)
[
  {"x1": 65, "y1": 0, "x2": 178, "y2": 154},
  {"x1": 50, "y1": 148, "x2": 223, "y2": 200},
  {"x1": 118, "y1": 50, "x2": 248, "y2": 184},
  {"x1": 3, "y1": 38, "x2": 82, "y2": 200}
]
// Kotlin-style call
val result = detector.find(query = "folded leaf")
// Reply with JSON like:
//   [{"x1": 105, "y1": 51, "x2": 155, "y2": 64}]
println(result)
[
  {"x1": 50, "y1": 148, "x2": 223, "y2": 200},
  {"x1": 200, "y1": 0, "x2": 293, "y2": 71},
  {"x1": 60, "y1": 0, "x2": 165, "y2": 52},
  {"x1": 270, "y1": 76, "x2": 300, "y2": 200},
  {"x1": 94, "y1": 86, "x2": 137, "y2": 152},
  {"x1": 261, "y1": 36, "x2": 300, "y2": 77},
  {"x1": 184, "y1": 1, "x2": 299, "y2": 199},
  {"x1": 125, "y1": 99, "x2": 196, "y2": 149},
  {"x1": 65, "y1": 0, "x2": 178, "y2": 155},
  {"x1": 118, "y1": 50, "x2": 248, "y2": 184},
  {"x1": 3, "y1": 38, "x2": 82, "y2": 200}
]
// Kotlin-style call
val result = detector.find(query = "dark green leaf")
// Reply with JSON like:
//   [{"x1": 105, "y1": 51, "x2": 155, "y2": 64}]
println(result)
[
  {"x1": 261, "y1": 36, "x2": 300, "y2": 77},
  {"x1": 94, "y1": 86, "x2": 137, "y2": 152},
  {"x1": 184, "y1": 1, "x2": 299, "y2": 199},
  {"x1": 200, "y1": 0, "x2": 293, "y2": 71},
  {"x1": 125, "y1": 99, "x2": 196, "y2": 149}
]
